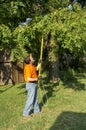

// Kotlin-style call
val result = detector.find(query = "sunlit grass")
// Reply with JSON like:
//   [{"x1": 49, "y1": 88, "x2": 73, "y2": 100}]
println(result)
[{"x1": 0, "y1": 72, "x2": 86, "y2": 130}]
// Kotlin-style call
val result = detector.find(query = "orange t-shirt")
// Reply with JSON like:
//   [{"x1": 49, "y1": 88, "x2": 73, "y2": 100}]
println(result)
[{"x1": 24, "y1": 64, "x2": 37, "y2": 82}]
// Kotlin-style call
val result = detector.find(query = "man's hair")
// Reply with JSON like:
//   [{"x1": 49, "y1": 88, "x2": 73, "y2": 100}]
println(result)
[{"x1": 24, "y1": 56, "x2": 31, "y2": 64}]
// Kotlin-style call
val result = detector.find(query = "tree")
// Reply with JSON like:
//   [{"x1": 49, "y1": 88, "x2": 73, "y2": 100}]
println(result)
[
  {"x1": 29, "y1": 5, "x2": 86, "y2": 80},
  {"x1": 0, "y1": 24, "x2": 11, "y2": 54},
  {"x1": 0, "y1": 0, "x2": 41, "y2": 61},
  {"x1": 0, "y1": 0, "x2": 86, "y2": 81}
]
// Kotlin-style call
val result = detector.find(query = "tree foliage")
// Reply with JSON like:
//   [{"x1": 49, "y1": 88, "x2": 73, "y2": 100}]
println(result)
[
  {"x1": 31, "y1": 6, "x2": 86, "y2": 59},
  {"x1": 0, "y1": 24, "x2": 11, "y2": 51},
  {"x1": 0, "y1": 0, "x2": 86, "y2": 66}
]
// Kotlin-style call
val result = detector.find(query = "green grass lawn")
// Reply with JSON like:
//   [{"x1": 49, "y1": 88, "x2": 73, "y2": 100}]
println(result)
[{"x1": 0, "y1": 72, "x2": 86, "y2": 130}]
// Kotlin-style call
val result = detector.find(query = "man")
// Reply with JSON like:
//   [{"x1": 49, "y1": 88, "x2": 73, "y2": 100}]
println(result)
[{"x1": 23, "y1": 53, "x2": 41, "y2": 117}]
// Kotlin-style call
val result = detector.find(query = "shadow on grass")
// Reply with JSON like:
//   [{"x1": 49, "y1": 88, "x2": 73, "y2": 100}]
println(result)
[
  {"x1": 39, "y1": 71, "x2": 86, "y2": 110},
  {"x1": 39, "y1": 79, "x2": 60, "y2": 110},
  {"x1": 0, "y1": 85, "x2": 13, "y2": 94},
  {"x1": 60, "y1": 70, "x2": 86, "y2": 90},
  {"x1": 49, "y1": 111, "x2": 86, "y2": 130},
  {"x1": 17, "y1": 83, "x2": 27, "y2": 95}
]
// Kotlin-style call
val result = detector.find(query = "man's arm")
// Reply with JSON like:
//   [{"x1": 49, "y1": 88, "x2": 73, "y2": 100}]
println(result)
[{"x1": 27, "y1": 77, "x2": 38, "y2": 82}]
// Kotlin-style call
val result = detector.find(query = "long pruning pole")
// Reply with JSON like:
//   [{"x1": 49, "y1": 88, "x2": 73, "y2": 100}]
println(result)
[
  {"x1": 38, "y1": 34, "x2": 44, "y2": 87},
  {"x1": 38, "y1": 34, "x2": 48, "y2": 104}
]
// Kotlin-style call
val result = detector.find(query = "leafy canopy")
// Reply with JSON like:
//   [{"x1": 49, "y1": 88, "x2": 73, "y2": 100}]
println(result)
[{"x1": 0, "y1": 0, "x2": 86, "y2": 61}]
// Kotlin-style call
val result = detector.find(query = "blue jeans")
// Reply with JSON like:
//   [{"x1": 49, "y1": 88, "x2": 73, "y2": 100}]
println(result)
[{"x1": 23, "y1": 82, "x2": 40, "y2": 116}]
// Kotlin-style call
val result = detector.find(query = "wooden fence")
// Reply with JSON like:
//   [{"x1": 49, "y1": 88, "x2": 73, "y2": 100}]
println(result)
[{"x1": 0, "y1": 61, "x2": 24, "y2": 85}]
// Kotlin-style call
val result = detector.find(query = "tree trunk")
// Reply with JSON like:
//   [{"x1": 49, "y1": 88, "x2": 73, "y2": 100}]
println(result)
[
  {"x1": 49, "y1": 59, "x2": 59, "y2": 81},
  {"x1": 47, "y1": 32, "x2": 59, "y2": 81}
]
